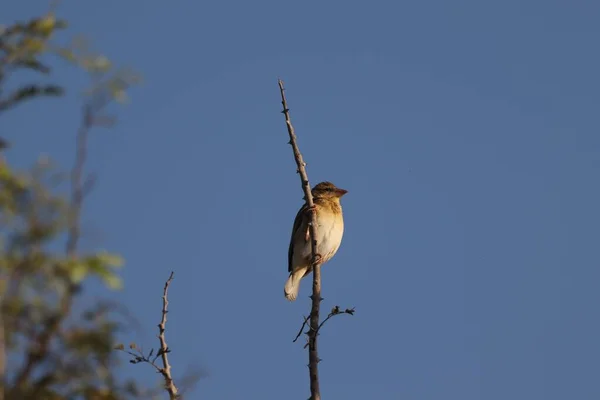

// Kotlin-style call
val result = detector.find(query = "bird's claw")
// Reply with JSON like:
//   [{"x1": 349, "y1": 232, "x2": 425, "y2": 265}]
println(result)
[
  {"x1": 304, "y1": 205, "x2": 317, "y2": 216},
  {"x1": 312, "y1": 253, "x2": 323, "y2": 265}
]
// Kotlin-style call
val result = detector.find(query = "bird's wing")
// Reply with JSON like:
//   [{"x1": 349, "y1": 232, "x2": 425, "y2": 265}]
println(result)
[{"x1": 288, "y1": 204, "x2": 310, "y2": 273}]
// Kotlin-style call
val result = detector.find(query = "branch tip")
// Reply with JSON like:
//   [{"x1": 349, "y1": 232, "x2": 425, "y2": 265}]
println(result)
[{"x1": 278, "y1": 79, "x2": 323, "y2": 399}]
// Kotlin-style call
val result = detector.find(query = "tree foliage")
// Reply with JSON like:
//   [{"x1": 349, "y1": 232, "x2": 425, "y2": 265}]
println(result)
[{"x1": 1, "y1": 9, "x2": 143, "y2": 400}]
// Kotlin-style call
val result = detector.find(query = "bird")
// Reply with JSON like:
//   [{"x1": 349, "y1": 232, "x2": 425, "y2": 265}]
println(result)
[{"x1": 284, "y1": 181, "x2": 347, "y2": 301}]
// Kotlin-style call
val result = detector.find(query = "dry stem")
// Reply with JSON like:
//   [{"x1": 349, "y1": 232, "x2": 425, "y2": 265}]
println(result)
[
  {"x1": 278, "y1": 79, "x2": 323, "y2": 400},
  {"x1": 116, "y1": 272, "x2": 180, "y2": 398},
  {"x1": 158, "y1": 271, "x2": 178, "y2": 399}
]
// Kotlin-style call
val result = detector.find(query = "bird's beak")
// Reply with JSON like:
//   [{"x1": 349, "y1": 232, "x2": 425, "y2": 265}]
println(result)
[{"x1": 335, "y1": 188, "x2": 348, "y2": 197}]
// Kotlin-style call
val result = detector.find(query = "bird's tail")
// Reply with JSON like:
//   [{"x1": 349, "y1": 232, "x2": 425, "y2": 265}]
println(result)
[{"x1": 284, "y1": 269, "x2": 306, "y2": 301}]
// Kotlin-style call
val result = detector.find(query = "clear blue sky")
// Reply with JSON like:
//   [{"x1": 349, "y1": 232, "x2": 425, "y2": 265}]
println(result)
[{"x1": 4, "y1": 1, "x2": 600, "y2": 399}]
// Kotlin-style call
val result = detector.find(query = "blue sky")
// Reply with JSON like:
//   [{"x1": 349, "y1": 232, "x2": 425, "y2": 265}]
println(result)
[{"x1": 4, "y1": 0, "x2": 600, "y2": 399}]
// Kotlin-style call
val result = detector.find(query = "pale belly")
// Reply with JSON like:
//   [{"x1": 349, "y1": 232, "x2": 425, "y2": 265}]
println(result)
[{"x1": 297, "y1": 212, "x2": 344, "y2": 264}]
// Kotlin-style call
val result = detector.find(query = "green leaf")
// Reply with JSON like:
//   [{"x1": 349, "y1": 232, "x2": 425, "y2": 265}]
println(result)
[
  {"x1": 84, "y1": 251, "x2": 124, "y2": 290},
  {"x1": 70, "y1": 261, "x2": 88, "y2": 284},
  {"x1": 66, "y1": 252, "x2": 124, "y2": 289},
  {"x1": 96, "y1": 251, "x2": 124, "y2": 268},
  {"x1": 102, "y1": 273, "x2": 123, "y2": 290}
]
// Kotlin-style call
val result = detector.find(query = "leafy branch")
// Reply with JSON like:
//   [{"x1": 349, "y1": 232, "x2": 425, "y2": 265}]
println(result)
[{"x1": 1, "y1": 11, "x2": 139, "y2": 398}]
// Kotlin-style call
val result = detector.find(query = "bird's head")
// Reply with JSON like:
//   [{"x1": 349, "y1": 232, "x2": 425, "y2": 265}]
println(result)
[{"x1": 312, "y1": 181, "x2": 348, "y2": 200}]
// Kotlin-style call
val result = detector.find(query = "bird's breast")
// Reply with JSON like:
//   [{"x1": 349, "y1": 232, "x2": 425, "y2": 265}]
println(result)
[{"x1": 314, "y1": 211, "x2": 344, "y2": 262}]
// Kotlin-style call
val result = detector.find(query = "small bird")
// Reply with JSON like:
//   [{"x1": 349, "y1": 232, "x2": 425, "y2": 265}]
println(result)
[{"x1": 284, "y1": 181, "x2": 348, "y2": 301}]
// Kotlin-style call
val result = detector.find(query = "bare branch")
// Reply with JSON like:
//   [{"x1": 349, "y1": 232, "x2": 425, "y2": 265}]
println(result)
[
  {"x1": 157, "y1": 271, "x2": 179, "y2": 399},
  {"x1": 317, "y1": 306, "x2": 355, "y2": 334},
  {"x1": 66, "y1": 104, "x2": 92, "y2": 255},
  {"x1": 115, "y1": 272, "x2": 183, "y2": 398},
  {"x1": 117, "y1": 345, "x2": 163, "y2": 374},
  {"x1": 293, "y1": 306, "x2": 355, "y2": 347},
  {"x1": 278, "y1": 79, "x2": 323, "y2": 400},
  {"x1": 293, "y1": 315, "x2": 310, "y2": 343}
]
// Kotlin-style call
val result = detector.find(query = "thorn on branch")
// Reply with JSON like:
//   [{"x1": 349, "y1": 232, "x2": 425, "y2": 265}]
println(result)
[{"x1": 309, "y1": 294, "x2": 323, "y2": 302}]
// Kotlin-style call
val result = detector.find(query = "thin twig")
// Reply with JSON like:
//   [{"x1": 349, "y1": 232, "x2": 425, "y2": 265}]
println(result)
[
  {"x1": 115, "y1": 272, "x2": 181, "y2": 398},
  {"x1": 294, "y1": 307, "x2": 355, "y2": 348},
  {"x1": 278, "y1": 79, "x2": 323, "y2": 400},
  {"x1": 293, "y1": 315, "x2": 311, "y2": 343},
  {"x1": 157, "y1": 271, "x2": 178, "y2": 399},
  {"x1": 317, "y1": 306, "x2": 355, "y2": 334},
  {"x1": 67, "y1": 104, "x2": 92, "y2": 256},
  {"x1": 120, "y1": 347, "x2": 164, "y2": 374}
]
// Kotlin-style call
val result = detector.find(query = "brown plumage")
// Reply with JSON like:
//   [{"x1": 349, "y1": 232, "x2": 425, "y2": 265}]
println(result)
[{"x1": 284, "y1": 181, "x2": 347, "y2": 301}]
